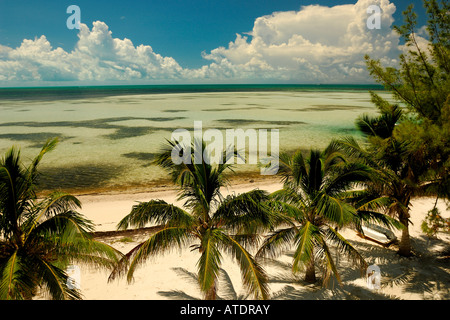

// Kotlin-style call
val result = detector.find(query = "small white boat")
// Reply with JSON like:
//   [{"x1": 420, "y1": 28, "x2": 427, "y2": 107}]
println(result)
[{"x1": 359, "y1": 223, "x2": 397, "y2": 247}]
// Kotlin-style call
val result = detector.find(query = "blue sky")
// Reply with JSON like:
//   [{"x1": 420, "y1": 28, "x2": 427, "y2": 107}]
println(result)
[{"x1": 0, "y1": 0, "x2": 428, "y2": 86}]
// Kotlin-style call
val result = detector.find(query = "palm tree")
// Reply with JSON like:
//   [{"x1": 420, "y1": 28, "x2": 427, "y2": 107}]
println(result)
[
  {"x1": 336, "y1": 99, "x2": 433, "y2": 256},
  {"x1": 0, "y1": 138, "x2": 121, "y2": 300},
  {"x1": 257, "y1": 144, "x2": 376, "y2": 285},
  {"x1": 109, "y1": 140, "x2": 278, "y2": 300}
]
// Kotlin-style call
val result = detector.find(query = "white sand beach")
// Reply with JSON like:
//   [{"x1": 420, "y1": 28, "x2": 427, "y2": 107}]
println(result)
[{"x1": 37, "y1": 178, "x2": 449, "y2": 300}]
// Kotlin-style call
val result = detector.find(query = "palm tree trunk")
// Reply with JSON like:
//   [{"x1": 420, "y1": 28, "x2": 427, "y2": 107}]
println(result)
[
  {"x1": 205, "y1": 282, "x2": 217, "y2": 300},
  {"x1": 304, "y1": 258, "x2": 316, "y2": 283},
  {"x1": 398, "y1": 212, "x2": 412, "y2": 257}
]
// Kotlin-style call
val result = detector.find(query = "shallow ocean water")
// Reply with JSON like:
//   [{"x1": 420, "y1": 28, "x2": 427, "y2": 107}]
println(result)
[{"x1": 0, "y1": 88, "x2": 390, "y2": 192}]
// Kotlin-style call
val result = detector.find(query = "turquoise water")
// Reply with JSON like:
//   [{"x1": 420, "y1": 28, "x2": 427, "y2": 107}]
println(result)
[{"x1": 0, "y1": 84, "x2": 388, "y2": 193}]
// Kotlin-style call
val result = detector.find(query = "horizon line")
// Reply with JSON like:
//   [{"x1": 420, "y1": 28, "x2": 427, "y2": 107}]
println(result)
[{"x1": 0, "y1": 83, "x2": 385, "y2": 90}]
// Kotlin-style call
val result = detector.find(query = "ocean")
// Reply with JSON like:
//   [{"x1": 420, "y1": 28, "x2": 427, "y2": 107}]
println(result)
[{"x1": 0, "y1": 84, "x2": 389, "y2": 193}]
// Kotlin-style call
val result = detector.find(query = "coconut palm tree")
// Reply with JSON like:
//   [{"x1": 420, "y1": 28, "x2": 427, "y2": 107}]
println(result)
[
  {"x1": 109, "y1": 140, "x2": 279, "y2": 300},
  {"x1": 257, "y1": 144, "x2": 378, "y2": 285},
  {"x1": 336, "y1": 99, "x2": 433, "y2": 256},
  {"x1": 0, "y1": 138, "x2": 122, "y2": 300}
]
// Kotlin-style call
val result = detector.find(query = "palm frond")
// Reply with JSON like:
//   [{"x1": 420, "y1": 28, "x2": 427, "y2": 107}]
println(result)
[
  {"x1": 265, "y1": 199, "x2": 304, "y2": 226},
  {"x1": 53, "y1": 236, "x2": 123, "y2": 270},
  {"x1": 324, "y1": 226, "x2": 368, "y2": 274},
  {"x1": 340, "y1": 190, "x2": 390, "y2": 211},
  {"x1": 329, "y1": 137, "x2": 374, "y2": 166},
  {"x1": 0, "y1": 148, "x2": 27, "y2": 239},
  {"x1": 33, "y1": 257, "x2": 82, "y2": 300},
  {"x1": 355, "y1": 210, "x2": 405, "y2": 232},
  {"x1": 28, "y1": 138, "x2": 58, "y2": 184},
  {"x1": 316, "y1": 193, "x2": 357, "y2": 227},
  {"x1": 197, "y1": 228, "x2": 223, "y2": 297},
  {"x1": 0, "y1": 251, "x2": 25, "y2": 300},
  {"x1": 34, "y1": 192, "x2": 82, "y2": 218},
  {"x1": 117, "y1": 199, "x2": 194, "y2": 230},
  {"x1": 220, "y1": 233, "x2": 269, "y2": 300},
  {"x1": 323, "y1": 162, "x2": 374, "y2": 195},
  {"x1": 292, "y1": 221, "x2": 320, "y2": 274},
  {"x1": 0, "y1": 251, "x2": 42, "y2": 300},
  {"x1": 151, "y1": 138, "x2": 190, "y2": 178},
  {"x1": 291, "y1": 150, "x2": 309, "y2": 186},
  {"x1": 110, "y1": 226, "x2": 192, "y2": 283},
  {"x1": 29, "y1": 209, "x2": 95, "y2": 241},
  {"x1": 24, "y1": 192, "x2": 84, "y2": 238},
  {"x1": 322, "y1": 142, "x2": 348, "y2": 170},
  {"x1": 356, "y1": 102, "x2": 402, "y2": 139},
  {"x1": 213, "y1": 189, "x2": 275, "y2": 233},
  {"x1": 269, "y1": 188, "x2": 306, "y2": 208},
  {"x1": 271, "y1": 152, "x2": 296, "y2": 184},
  {"x1": 316, "y1": 237, "x2": 341, "y2": 286},
  {"x1": 256, "y1": 226, "x2": 298, "y2": 259}
]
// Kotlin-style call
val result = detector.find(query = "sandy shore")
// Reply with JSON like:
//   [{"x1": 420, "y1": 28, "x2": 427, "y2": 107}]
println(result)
[
  {"x1": 77, "y1": 176, "x2": 282, "y2": 232},
  {"x1": 37, "y1": 178, "x2": 449, "y2": 300}
]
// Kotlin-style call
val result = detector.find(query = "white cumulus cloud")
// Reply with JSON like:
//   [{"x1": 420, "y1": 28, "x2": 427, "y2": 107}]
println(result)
[
  {"x1": 0, "y1": 21, "x2": 185, "y2": 84},
  {"x1": 0, "y1": 0, "x2": 411, "y2": 85},
  {"x1": 198, "y1": 0, "x2": 401, "y2": 83}
]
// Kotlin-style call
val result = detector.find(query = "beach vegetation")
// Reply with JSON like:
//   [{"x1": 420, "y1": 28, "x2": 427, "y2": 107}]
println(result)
[
  {"x1": 0, "y1": 138, "x2": 122, "y2": 300},
  {"x1": 110, "y1": 139, "x2": 282, "y2": 300},
  {"x1": 421, "y1": 207, "x2": 450, "y2": 238},
  {"x1": 335, "y1": 103, "x2": 428, "y2": 257},
  {"x1": 355, "y1": 0, "x2": 449, "y2": 256},
  {"x1": 256, "y1": 144, "x2": 390, "y2": 285}
]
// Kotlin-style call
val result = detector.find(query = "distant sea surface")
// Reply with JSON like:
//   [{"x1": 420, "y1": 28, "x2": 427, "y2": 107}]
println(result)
[
  {"x1": 0, "y1": 84, "x2": 388, "y2": 193},
  {"x1": 0, "y1": 84, "x2": 385, "y2": 100}
]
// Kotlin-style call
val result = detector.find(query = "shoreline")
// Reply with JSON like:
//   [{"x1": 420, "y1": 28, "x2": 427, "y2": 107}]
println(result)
[
  {"x1": 75, "y1": 174, "x2": 282, "y2": 232},
  {"x1": 36, "y1": 170, "x2": 281, "y2": 197},
  {"x1": 35, "y1": 170, "x2": 449, "y2": 238}
]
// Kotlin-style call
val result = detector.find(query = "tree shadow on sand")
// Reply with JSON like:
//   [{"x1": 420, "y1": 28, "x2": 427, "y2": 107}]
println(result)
[
  {"x1": 157, "y1": 235, "x2": 449, "y2": 300},
  {"x1": 259, "y1": 254, "x2": 401, "y2": 300},
  {"x1": 337, "y1": 237, "x2": 450, "y2": 300},
  {"x1": 261, "y1": 232, "x2": 450, "y2": 300},
  {"x1": 157, "y1": 268, "x2": 251, "y2": 300},
  {"x1": 377, "y1": 235, "x2": 450, "y2": 299}
]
